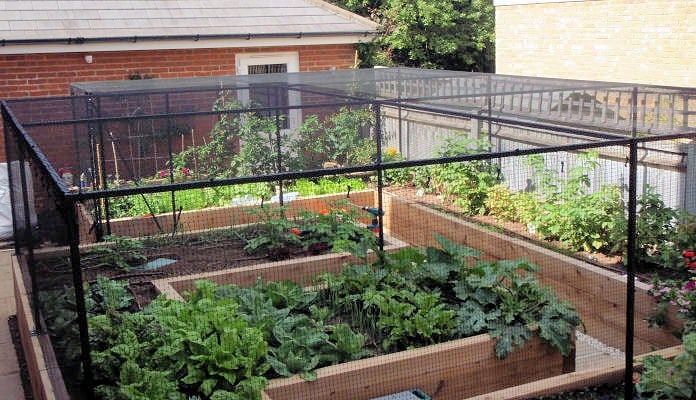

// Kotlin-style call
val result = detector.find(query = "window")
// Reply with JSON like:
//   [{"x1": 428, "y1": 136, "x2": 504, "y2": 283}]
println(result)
[{"x1": 236, "y1": 53, "x2": 300, "y2": 131}]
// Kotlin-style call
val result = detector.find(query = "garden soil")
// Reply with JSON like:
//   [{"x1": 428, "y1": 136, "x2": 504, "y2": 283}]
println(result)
[{"x1": 36, "y1": 187, "x2": 664, "y2": 310}]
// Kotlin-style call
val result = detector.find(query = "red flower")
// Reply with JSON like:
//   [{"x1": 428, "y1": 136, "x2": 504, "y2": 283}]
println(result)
[
  {"x1": 689, "y1": 261, "x2": 696, "y2": 270},
  {"x1": 159, "y1": 170, "x2": 167, "y2": 178},
  {"x1": 319, "y1": 209, "x2": 329, "y2": 215},
  {"x1": 182, "y1": 167, "x2": 190, "y2": 176},
  {"x1": 683, "y1": 250, "x2": 696, "y2": 258},
  {"x1": 289, "y1": 227, "x2": 302, "y2": 236},
  {"x1": 684, "y1": 279, "x2": 696, "y2": 291}
]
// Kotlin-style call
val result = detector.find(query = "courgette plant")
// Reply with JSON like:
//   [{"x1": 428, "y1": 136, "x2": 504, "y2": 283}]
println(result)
[{"x1": 318, "y1": 234, "x2": 582, "y2": 358}]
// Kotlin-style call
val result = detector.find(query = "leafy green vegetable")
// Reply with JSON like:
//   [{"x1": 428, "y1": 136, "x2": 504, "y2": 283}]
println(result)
[{"x1": 637, "y1": 332, "x2": 696, "y2": 399}]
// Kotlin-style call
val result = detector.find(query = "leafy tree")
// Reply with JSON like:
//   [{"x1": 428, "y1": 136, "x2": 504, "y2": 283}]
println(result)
[{"x1": 332, "y1": 0, "x2": 495, "y2": 71}]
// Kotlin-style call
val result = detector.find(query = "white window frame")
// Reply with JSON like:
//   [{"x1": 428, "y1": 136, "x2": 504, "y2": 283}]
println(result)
[{"x1": 235, "y1": 52, "x2": 301, "y2": 131}]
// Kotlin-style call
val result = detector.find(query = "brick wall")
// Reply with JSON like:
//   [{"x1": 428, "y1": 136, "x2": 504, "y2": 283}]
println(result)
[
  {"x1": 0, "y1": 43, "x2": 357, "y2": 162},
  {"x1": 495, "y1": 0, "x2": 696, "y2": 87}
]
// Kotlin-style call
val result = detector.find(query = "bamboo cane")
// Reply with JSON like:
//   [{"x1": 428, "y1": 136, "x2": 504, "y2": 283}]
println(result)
[
  {"x1": 96, "y1": 143, "x2": 106, "y2": 216},
  {"x1": 191, "y1": 128, "x2": 198, "y2": 176},
  {"x1": 111, "y1": 135, "x2": 120, "y2": 186}
]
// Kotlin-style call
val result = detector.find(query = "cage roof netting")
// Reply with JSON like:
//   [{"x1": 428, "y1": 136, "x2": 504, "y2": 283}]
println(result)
[
  {"x1": 3, "y1": 67, "x2": 688, "y2": 137},
  {"x1": 3, "y1": 67, "x2": 695, "y2": 198}
]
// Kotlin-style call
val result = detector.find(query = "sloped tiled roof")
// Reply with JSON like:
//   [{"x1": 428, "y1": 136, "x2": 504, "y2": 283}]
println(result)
[{"x1": 0, "y1": 0, "x2": 379, "y2": 42}]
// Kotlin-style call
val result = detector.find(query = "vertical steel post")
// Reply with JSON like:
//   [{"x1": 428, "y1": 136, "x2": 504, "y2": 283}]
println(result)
[
  {"x1": 86, "y1": 95, "x2": 104, "y2": 241},
  {"x1": 276, "y1": 109, "x2": 284, "y2": 208},
  {"x1": 66, "y1": 199, "x2": 94, "y2": 398},
  {"x1": 374, "y1": 102, "x2": 385, "y2": 254},
  {"x1": 165, "y1": 93, "x2": 178, "y2": 234},
  {"x1": 2, "y1": 105, "x2": 22, "y2": 257},
  {"x1": 17, "y1": 146, "x2": 41, "y2": 330},
  {"x1": 624, "y1": 87, "x2": 639, "y2": 400}
]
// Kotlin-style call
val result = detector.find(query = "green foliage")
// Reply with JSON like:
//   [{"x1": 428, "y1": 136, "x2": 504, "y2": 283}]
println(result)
[
  {"x1": 109, "y1": 184, "x2": 272, "y2": 219},
  {"x1": 297, "y1": 201, "x2": 378, "y2": 258},
  {"x1": 86, "y1": 277, "x2": 136, "y2": 315},
  {"x1": 611, "y1": 186, "x2": 696, "y2": 270},
  {"x1": 534, "y1": 185, "x2": 624, "y2": 252},
  {"x1": 91, "y1": 280, "x2": 270, "y2": 400},
  {"x1": 286, "y1": 106, "x2": 374, "y2": 169},
  {"x1": 288, "y1": 177, "x2": 367, "y2": 197},
  {"x1": 332, "y1": 0, "x2": 495, "y2": 71},
  {"x1": 317, "y1": 234, "x2": 581, "y2": 359},
  {"x1": 40, "y1": 278, "x2": 135, "y2": 372},
  {"x1": 231, "y1": 113, "x2": 285, "y2": 177},
  {"x1": 173, "y1": 94, "x2": 243, "y2": 179},
  {"x1": 212, "y1": 280, "x2": 371, "y2": 382},
  {"x1": 484, "y1": 184, "x2": 540, "y2": 224},
  {"x1": 454, "y1": 258, "x2": 581, "y2": 358},
  {"x1": 86, "y1": 235, "x2": 147, "y2": 271},
  {"x1": 174, "y1": 97, "x2": 373, "y2": 179},
  {"x1": 240, "y1": 205, "x2": 304, "y2": 257},
  {"x1": 68, "y1": 235, "x2": 578, "y2": 396},
  {"x1": 240, "y1": 201, "x2": 377, "y2": 259},
  {"x1": 266, "y1": 314, "x2": 369, "y2": 381},
  {"x1": 429, "y1": 137, "x2": 500, "y2": 215},
  {"x1": 526, "y1": 152, "x2": 624, "y2": 252},
  {"x1": 382, "y1": 147, "x2": 416, "y2": 186},
  {"x1": 637, "y1": 332, "x2": 696, "y2": 400}
]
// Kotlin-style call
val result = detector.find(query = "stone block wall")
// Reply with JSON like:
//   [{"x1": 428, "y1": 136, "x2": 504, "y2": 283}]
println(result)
[{"x1": 495, "y1": 0, "x2": 696, "y2": 87}]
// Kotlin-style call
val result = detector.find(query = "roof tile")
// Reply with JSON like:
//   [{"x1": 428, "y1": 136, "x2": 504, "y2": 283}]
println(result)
[{"x1": 1, "y1": 0, "x2": 378, "y2": 41}]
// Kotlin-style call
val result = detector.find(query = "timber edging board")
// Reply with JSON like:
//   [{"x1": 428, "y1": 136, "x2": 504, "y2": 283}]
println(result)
[
  {"x1": 18, "y1": 190, "x2": 684, "y2": 399},
  {"x1": 81, "y1": 190, "x2": 376, "y2": 244},
  {"x1": 382, "y1": 192, "x2": 682, "y2": 355},
  {"x1": 463, "y1": 345, "x2": 685, "y2": 400},
  {"x1": 263, "y1": 334, "x2": 568, "y2": 400},
  {"x1": 13, "y1": 257, "x2": 71, "y2": 400},
  {"x1": 158, "y1": 243, "x2": 571, "y2": 400}
]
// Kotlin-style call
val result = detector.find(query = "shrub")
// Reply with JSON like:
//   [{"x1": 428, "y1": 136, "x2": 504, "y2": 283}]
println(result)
[
  {"x1": 485, "y1": 184, "x2": 541, "y2": 224},
  {"x1": 526, "y1": 152, "x2": 624, "y2": 252},
  {"x1": 610, "y1": 186, "x2": 696, "y2": 270},
  {"x1": 429, "y1": 137, "x2": 500, "y2": 215}
]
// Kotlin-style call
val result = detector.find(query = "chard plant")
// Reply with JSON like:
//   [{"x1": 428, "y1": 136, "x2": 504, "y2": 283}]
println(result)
[
  {"x1": 86, "y1": 235, "x2": 147, "y2": 271},
  {"x1": 91, "y1": 280, "x2": 271, "y2": 400}
]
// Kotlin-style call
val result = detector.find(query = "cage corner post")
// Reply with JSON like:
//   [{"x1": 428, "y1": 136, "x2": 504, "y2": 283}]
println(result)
[
  {"x1": 65, "y1": 198, "x2": 94, "y2": 398},
  {"x1": 623, "y1": 86, "x2": 639, "y2": 400}
]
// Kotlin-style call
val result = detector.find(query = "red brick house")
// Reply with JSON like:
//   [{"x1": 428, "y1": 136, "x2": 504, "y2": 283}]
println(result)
[{"x1": 0, "y1": 0, "x2": 379, "y2": 160}]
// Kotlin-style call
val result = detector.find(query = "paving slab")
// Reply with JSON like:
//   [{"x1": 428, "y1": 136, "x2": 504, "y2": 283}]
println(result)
[{"x1": 0, "y1": 250, "x2": 24, "y2": 398}]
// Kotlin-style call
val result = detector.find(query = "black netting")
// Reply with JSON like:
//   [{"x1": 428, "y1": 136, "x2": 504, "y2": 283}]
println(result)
[{"x1": 3, "y1": 68, "x2": 696, "y2": 400}]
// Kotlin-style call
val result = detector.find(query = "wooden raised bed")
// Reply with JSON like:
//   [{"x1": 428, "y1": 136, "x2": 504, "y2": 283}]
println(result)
[
  {"x1": 158, "y1": 238, "x2": 574, "y2": 400},
  {"x1": 17, "y1": 189, "x2": 685, "y2": 399},
  {"x1": 80, "y1": 190, "x2": 376, "y2": 244},
  {"x1": 263, "y1": 334, "x2": 570, "y2": 400},
  {"x1": 13, "y1": 257, "x2": 70, "y2": 400},
  {"x1": 153, "y1": 232, "x2": 409, "y2": 300},
  {"x1": 382, "y1": 192, "x2": 682, "y2": 355}
]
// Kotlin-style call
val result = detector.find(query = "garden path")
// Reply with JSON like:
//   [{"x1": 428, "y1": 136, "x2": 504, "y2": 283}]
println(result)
[{"x1": 0, "y1": 249, "x2": 25, "y2": 398}]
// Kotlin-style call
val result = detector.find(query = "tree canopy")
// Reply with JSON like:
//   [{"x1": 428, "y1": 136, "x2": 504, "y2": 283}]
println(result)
[{"x1": 333, "y1": 0, "x2": 495, "y2": 72}]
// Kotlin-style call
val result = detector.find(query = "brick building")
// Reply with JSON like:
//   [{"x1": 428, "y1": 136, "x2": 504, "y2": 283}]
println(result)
[
  {"x1": 0, "y1": 0, "x2": 378, "y2": 161},
  {"x1": 494, "y1": 0, "x2": 696, "y2": 87}
]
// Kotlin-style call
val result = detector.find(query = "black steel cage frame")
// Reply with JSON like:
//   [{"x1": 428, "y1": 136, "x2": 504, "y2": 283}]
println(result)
[{"x1": 3, "y1": 67, "x2": 696, "y2": 399}]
